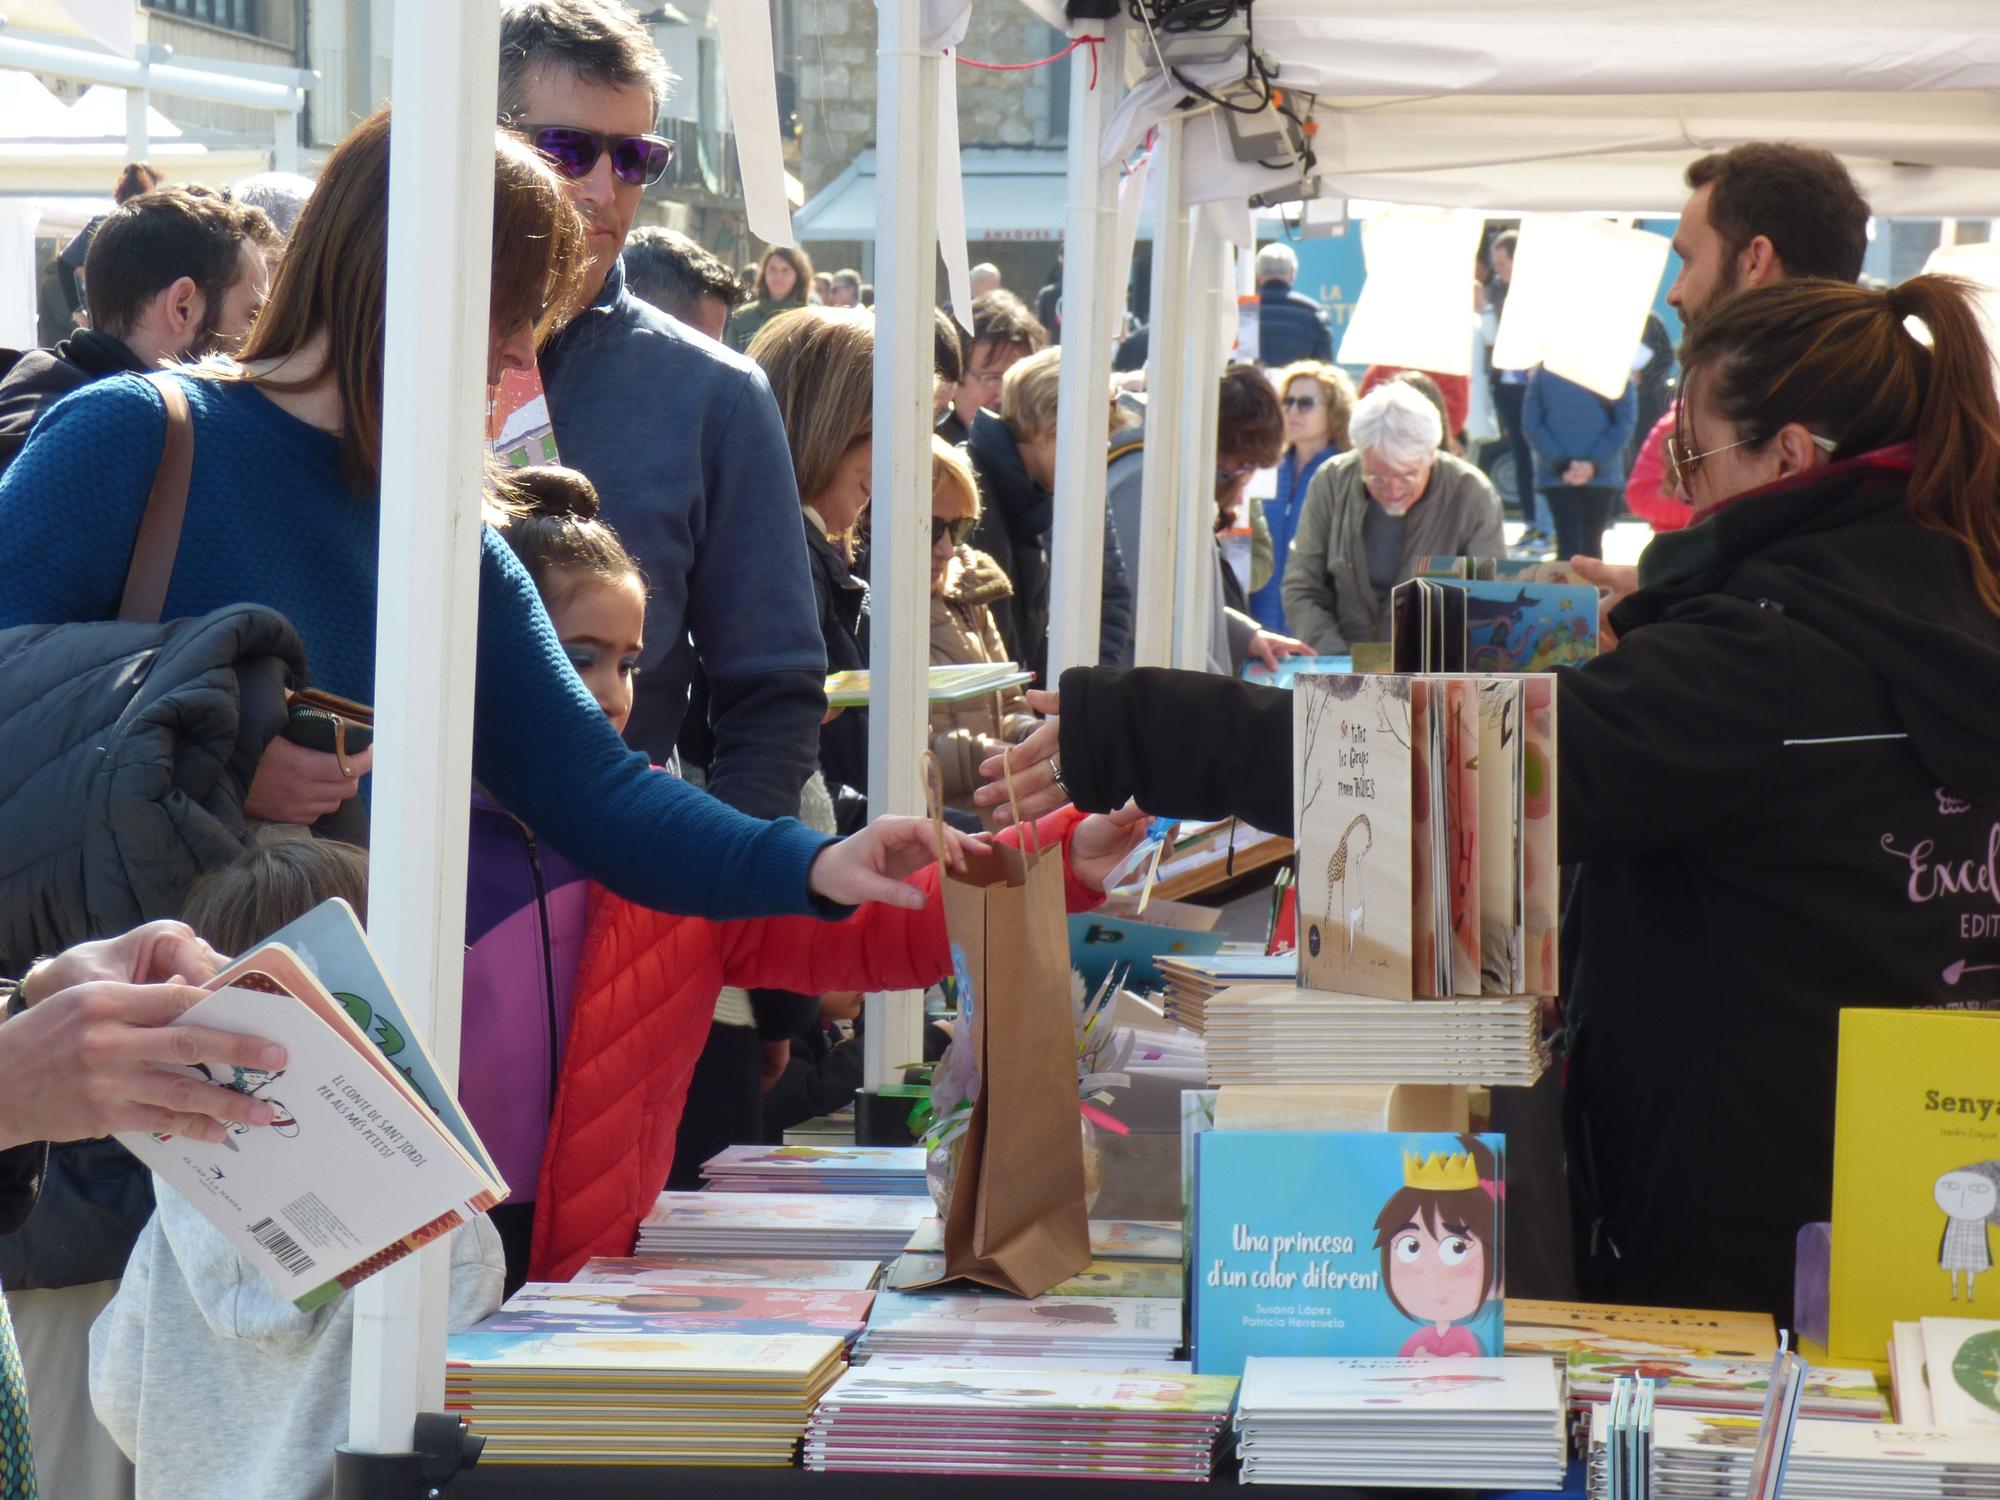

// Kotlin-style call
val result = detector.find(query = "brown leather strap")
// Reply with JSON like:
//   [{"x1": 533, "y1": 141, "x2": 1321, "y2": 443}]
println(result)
[{"x1": 116, "y1": 374, "x2": 195, "y2": 623}]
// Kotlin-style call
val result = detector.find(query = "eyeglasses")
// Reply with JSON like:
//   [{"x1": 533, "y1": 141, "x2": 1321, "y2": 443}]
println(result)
[
  {"x1": 1361, "y1": 463, "x2": 1429, "y2": 494},
  {"x1": 1281, "y1": 394, "x2": 1320, "y2": 411},
  {"x1": 1216, "y1": 462, "x2": 1258, "y2": 490},
  {"x1": 521, "y1": 124, "x2": 676, "y2": 187},
  {"x1": 932, "y1": 516, "x2": 973, "y2": 547},
  {"x1": 966, "y1": 367, "x2": 1009, "y2": 390},
  {"x1": 1664, "y1": 430, "x2": 1839, "y2": 496}
]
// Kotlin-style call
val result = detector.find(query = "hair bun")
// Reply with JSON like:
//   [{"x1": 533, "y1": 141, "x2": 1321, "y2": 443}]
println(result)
[{"x1": 509, "y1": 464, "x2": 601, "y2": 521}]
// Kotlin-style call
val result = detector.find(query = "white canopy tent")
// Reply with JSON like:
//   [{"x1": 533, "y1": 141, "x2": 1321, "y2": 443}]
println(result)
[{"x1": 341, "y1": 0, "x2": 2000, "y2": 1476}]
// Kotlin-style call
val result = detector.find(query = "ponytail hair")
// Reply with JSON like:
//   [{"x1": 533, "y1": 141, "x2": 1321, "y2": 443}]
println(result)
[
  {"x1": 495, "y1": 464, "x2": 646, "y2": 608},
  {"x1": 1681, "y1": 274, "x2": 2000, "y2": 614}
]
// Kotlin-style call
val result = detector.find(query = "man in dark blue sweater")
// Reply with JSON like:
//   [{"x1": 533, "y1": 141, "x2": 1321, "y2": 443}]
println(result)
[
  {"x1": 498, "y1": 2, "x2": 831, "y2": 1146},
  {"x1": 1252, "y1": 241, "x2": 1334, "y2": 368}
]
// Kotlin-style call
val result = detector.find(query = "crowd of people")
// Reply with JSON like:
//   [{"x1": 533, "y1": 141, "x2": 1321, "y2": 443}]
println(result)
[{"x1": 0, "y1": 0, "x2": 1993, "y2": 1495}]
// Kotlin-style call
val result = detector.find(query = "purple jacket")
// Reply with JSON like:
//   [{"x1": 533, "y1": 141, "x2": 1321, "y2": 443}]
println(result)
[{"x1": 460, "y1": 787, "x2": 592, "y2": 1201}]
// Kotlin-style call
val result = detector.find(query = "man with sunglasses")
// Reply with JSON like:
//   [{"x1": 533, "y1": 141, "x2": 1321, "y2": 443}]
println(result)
[{"x1": 498, "y1": 1, "x2": 831, "y2": 1186}]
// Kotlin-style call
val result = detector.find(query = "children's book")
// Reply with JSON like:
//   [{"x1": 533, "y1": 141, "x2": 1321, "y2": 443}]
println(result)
[
  {"x1": 1067, "y1": 914, "x2": 1227, "y2": 991},
  {"x1": 904, "y1": 1217, "x2": 1182, "y2": 1262},
  {"x1": 248, "y1": 898, "x2": 498, "y2": 1183},
  {"x1": 815, "y1": 1366, "x2": 1239, "y2": 1418},
  {"x1": 1919, "y1": 1316, "x2": 2000, "y2": 1427},
  {"x1": 1828, "y1": 1009, "x2": 2000, "y2": 1366},
  {"x1": 1564, "y1": 1349, "x2": 1887, "y2": 1419},
  {"x1": 115, "y1": 927, "x2": 505, "y2": 1311},
  {"x1": 824, "y1": 663, "x2": 1032, "y2": 708},
  {"x1": 885, "y1": 1253, "x2": 1182, "y2": 1299},
  {"x1": 1505, "y1": 1299, "x2": 1777, "y2": 1362},
  {"x1": 1887, "y1": 1319, "x2": 1933, "y2": 1424},
  {"x1": 1241, "y1": 654, "x2": 1354, "y2": 689},
  {"x1": 1235, "y1": 1354, "x2": 1562, "y2": 1416},
  {"x1": 571, "y1": 1255, "x2": 882, "y2": 1290},
  {"x1": 1415, "y1": 556, "x2": 1584, "y2": 586},
  {"x1": 488, "y1": 363, "x2": 559, "y2": 468},
  {"x1": 481, "y1": 1283, "x2": 874, "y2": 1340},
  {"x1": 1294, "y1": 673, "x2": 1554, "y2": 1001},
  {"x1": 1190, "y1": 1130, "x2": 1506, "y2": 1375},
  {"x1": 1392, "y1": 577, "x2": 1598, "y2": 671}
]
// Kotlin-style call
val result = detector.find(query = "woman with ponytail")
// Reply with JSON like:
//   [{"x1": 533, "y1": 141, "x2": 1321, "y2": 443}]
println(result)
[{"x1": 971, "y1": 273, "x2": 2000, "y2": 1319}]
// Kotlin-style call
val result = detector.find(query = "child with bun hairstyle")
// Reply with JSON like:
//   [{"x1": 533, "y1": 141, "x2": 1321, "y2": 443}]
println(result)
[{"x1": 474, "y1": 468, "x2": 1153, "y2": 1289}]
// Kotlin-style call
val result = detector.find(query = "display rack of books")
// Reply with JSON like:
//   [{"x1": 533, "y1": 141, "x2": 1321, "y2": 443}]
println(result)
[{"x1": 803, "y1": 1367, "x2": 1241, "y2": 1482}]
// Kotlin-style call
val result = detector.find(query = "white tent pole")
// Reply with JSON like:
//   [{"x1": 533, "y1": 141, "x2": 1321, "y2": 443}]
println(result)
[
  {"x1": 1132, "y1": 114, "x2": 1187, "y2": 669},
  {"x1": 0, "y1": 30, "x2": 311, "y2": 111},
  {"x1": 123, "y1": 73, "x2": 149, "y2": 163},
  {"x1": 860, "y1": 0, "x2": 936, "y2": 1099},
  {"x1": 345, "y1": 0, "x2": 496, "y2": 1459},
  {"x1": 1173, "y1": 211, "x2": 1223, "y2": 670},
  {"x1": 1045, "y1": 25, "x2": 1125, "y2": 680}
]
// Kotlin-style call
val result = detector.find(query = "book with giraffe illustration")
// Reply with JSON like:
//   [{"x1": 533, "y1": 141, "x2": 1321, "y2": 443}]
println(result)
[{"x1": 1293, "y1": 673, "x2": 1558, "y2": 1001}]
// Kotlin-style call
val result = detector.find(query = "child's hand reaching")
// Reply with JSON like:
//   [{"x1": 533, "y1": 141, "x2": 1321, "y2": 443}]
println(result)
[{"x1": 1066, "y1": 802, "x2": 1153, "y2": 893}]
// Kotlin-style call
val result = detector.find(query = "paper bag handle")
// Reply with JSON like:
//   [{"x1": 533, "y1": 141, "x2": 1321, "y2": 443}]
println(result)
[{"x1": 1000, "y1": 745, "x2": 1041, "y2": 857}]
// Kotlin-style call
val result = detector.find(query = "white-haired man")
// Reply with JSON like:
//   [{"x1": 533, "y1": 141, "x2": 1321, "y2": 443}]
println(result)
[
  {"x1": 1280, "y1": 382, "x2": 1505, "y2": 654},
  {"x1": 969, "y1": 262, "x2": 1002, "y2": 299},
  {"x1": 1254, "y1": 240, "x2": 1333, "y2": 366}
]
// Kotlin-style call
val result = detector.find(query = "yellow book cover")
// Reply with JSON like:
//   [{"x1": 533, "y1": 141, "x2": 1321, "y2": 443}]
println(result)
[
  {"x1": 1829, "y1": 1009, "x2": 2000, "y2": 1365},
  {"x1": 1505, "y1": 1299, "x2": 1776, "y2": 1360}
]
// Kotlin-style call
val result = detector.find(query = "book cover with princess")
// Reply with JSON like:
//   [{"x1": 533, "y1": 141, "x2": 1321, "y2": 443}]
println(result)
[
  {"x1": 1829, "y1": 1009, "x2": 2000, "y2": 1366},
  {"x1": 1191, "y1": 1131, "x2": 1505, "y2": 1375}
]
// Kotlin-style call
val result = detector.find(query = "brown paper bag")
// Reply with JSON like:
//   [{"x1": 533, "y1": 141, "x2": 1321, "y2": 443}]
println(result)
[{"x1": 920, "y1": 752, "x2": 1091, "y2": 1298}]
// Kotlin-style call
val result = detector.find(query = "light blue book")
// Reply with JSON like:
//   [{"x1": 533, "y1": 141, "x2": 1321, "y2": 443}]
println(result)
[
  {"x1": 255, "y1": 898, "x2": 498, "y2": 1183},
  {"x1": 1191, "y1": 1129, "x2": 1506, "y2": 1376},
  {"x1": 1068, "y1": 914, "x2": 1227, "y2": 990},
  {"x1": 1241, "y1": 654, "x2": 1353, "y2": 689}
]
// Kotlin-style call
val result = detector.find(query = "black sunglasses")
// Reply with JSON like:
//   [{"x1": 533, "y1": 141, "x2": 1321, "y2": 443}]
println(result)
[
  {"x1": 932, "y1": 516, "x2": 973, "y2": 547},
  {"x1": 522, "y1": 124, "x2": 676, "y2": 187}
]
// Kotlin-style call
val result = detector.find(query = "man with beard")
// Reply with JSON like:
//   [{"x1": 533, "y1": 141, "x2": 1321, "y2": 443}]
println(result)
[
  {"x1": 1667, "y1": 143, "x2": 1871, "y2": 326},
  {"x1": 0, "y1": 188, "x2": 271, "y2": 475}
]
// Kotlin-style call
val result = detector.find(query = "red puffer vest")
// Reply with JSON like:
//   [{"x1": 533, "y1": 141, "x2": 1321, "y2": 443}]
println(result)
[{"x1": 527, "y1": 807, "x2": 1098, "y2": 1283}]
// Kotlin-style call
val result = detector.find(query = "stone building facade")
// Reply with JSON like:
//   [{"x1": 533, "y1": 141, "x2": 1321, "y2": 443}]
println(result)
[{"x1": 792, "y1": 0, "x2": 1072, "y2": 300}]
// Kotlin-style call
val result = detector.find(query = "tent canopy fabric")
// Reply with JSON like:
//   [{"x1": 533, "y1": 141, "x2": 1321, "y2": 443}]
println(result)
[{"x1": 1096, "y1": 1, "x2": 2000, "y2": 215}]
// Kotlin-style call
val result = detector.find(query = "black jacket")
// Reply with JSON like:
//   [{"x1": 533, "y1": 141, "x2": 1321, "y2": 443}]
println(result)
[
  {"x1": 1057, "y1": 449, "x2": 2000, "y2": 1318},
  {"x1": 963, "y1": 410, "x2": 1135, "y2": 684},
  {"x1": 0, "y1": 604, "x2": 302, "y2": 1288},
  {"x1": 0, "y1": 329, "x2": 146, "y2": 476},
  {"x1": 1256, "y1": 280, "x2": 1334, "y2": 367},
  {"x1": 805, "y1": 516, "x2": 870, "y2": 832}
]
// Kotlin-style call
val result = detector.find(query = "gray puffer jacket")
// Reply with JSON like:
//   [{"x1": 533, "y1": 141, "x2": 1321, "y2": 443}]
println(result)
[{"x1": 0, "y1": 604, "x2": 302, "y2": 976}]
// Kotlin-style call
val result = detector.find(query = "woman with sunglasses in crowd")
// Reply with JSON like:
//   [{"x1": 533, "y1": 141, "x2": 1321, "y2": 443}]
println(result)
[
  {"x1": 1247, "y1": 360, "x2": 1356, "y2": 637},
  {"x1": 977, "y1": 273, "x2": 2000, "y2": 1323},
  {"x1": 0, "y1": 112, "x2": 971, "y2": 929}
]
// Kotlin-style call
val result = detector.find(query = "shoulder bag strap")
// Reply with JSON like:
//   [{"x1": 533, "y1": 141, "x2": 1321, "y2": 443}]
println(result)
[{"x1": 116, "y1": 373, "x2": 196, "y2": 624}]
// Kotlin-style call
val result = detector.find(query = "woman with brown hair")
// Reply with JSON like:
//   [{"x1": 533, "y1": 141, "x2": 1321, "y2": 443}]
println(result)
[
  {"x1": 986, "y1": 272, "x2": 2000, "y2": 1320},
  {"x1": 0, "y1": 108, "x2": 970, "y2": 923},
  {"x1": 727, "y1": 243, "x2": 814, "y2": 352},
  {"x1": 746, "y1": 306, "x2": 874, "y2": 829}
]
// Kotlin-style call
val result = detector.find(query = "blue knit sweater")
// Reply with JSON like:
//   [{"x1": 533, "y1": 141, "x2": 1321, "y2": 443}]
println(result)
[{"x1": 0, "y1": 371, "x2": 834, "y2": 920}]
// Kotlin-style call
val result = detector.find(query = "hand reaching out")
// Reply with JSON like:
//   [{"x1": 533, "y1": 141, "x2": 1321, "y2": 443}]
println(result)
[
  {"x1": 974, "y1": 689, "x2": 1065, "y2": 826},
  {"x1": 22, "y1": 920, "x2": 226, "y2": 1005},
  {"x1": 1569, "y1": 556, "x2": 1640, "y2": 651},
  {"x1": 1066, "y1": 802, "x2": 1153, "y2": 893},
  {"x1": 1247, "y1": 629, "x2": 1311, "y2": 672},
  {"x1": 806, "y1": 815, "x2": 989, "y2": 910}
]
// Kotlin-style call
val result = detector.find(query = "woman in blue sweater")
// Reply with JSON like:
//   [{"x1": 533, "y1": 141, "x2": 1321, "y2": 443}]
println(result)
[
  {"x1": 0, "y1": 110, "x2": 961, "y2": 922},
  {"x1": 1249, "y1": 360, "x2": 1354, "y2": 635}
]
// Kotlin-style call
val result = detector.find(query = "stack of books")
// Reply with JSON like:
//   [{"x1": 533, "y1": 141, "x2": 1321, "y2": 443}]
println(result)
[
  {"x1": 635, "y1": 1191, "x2": 929, "y2": 1261},
  {"x1": 444, "y1": 1329, "x2": 846, "y2": 1466},
  {"x1": 572, "y1": 1254, "x2": 882, "y2": 1290},
  {"x1": 885, "y1": 1217, "x2": 1183, "y2": 1299},
  {"x1": 803, "y1": 1366, "x2": 1239, "y2": 1481},
  {"x1": 1233, "y1": 1357, "x2": 1568, "y2": 1489},
  {"x1": 825, "y1": 662, "x2": 1032, "y2": 708},
  {"x1": 698, "y1": 1144, "x2": 927, "y2": 1195},
  {"x1": 854, "y1": 1291, "x2": 1183, "y2": 1365},
  {"x1": 1155, "y1": 953, "x2": 1295, "y2": 1033},
  {"x1": 1200, "y1": 986, "x2": 1548, "y2": 1087},
  {"x1": 1613, "y1": 1410, "x2": 2000, "y2": 1500},
  {"x1": 1566, "y1": 1350, "x2": 1889, "y2": 1423},
  {"x1": 1888, "y1": 1316, "x2": 2000, "y2": 1427},
  {"x1": 472, "y1": 1281, "x2": 876, "y2": 1349}
]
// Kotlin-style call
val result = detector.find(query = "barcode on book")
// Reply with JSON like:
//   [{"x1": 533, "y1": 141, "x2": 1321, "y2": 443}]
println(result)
[{"x1": 247, "y1": 1216, "x2": 316, "y2": 1277}]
